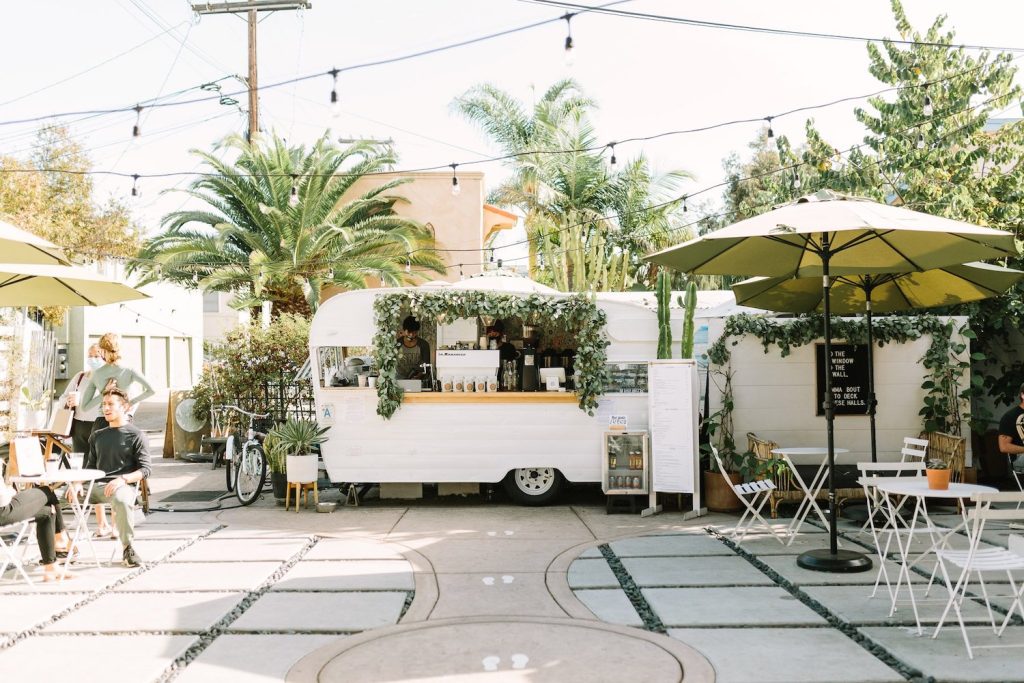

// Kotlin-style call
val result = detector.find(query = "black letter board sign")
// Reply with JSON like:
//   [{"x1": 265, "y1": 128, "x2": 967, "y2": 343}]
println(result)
[{"x1": 815, "y1": 343, "x2": 869, "y2": 416}]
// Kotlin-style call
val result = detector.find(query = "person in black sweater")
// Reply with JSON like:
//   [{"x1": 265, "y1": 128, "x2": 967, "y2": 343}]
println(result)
[
  {"x1": 998, "y1": 382, "x2": 1024, "y2": 475},
  {"x1": 68, "y1": 387, "x2": 151, "y2": 568}
]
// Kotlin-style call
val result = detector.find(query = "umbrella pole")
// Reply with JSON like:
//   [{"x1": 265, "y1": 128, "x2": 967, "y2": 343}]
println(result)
[
  {"x1": 866, "y1": 287, "x2": 877, "y2": 463},
  {"x1": 797, "y1": 236, "x2": 872, "y2": 573}
]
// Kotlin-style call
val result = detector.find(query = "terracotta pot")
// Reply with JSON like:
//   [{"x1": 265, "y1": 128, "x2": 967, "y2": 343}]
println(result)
[
  {"x1": 703, "y1": 470, "x2": 742, "y2": 512},
  {"x1": 926, "y1": 468, "x2": 951, "y2": 490}
]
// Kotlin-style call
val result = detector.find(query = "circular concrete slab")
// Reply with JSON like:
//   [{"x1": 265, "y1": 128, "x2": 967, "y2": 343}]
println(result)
[{"x1": 288, "y1": 616, "x2": 714, "y2": 682}]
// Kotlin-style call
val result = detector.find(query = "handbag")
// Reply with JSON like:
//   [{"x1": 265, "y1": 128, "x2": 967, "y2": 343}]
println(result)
[{"x1": 47, "y1": 408, "x2": 75, "y2": 437}]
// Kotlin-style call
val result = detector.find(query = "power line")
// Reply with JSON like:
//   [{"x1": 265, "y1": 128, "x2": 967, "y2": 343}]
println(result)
[{"x1": 520, "y1": 0, "x2": 1024, "y2": 53}]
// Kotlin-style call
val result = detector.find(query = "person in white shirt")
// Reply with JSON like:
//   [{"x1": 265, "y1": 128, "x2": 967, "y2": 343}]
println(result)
[{"x1": 58, "y1": 343, "x2": 104, "y2": 454}]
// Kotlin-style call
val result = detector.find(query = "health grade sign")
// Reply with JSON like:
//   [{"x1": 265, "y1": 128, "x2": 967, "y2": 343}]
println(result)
[{"x1": 814, "y1": 343, "x2": 870, "y2": 416}]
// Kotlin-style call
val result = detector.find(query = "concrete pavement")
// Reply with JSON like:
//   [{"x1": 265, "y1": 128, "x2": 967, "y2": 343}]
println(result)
[{"x1": 2, "y1": 444, "x2": 1023, "y2": 682}]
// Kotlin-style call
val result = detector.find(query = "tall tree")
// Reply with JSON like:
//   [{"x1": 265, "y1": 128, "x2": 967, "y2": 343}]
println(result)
[
  {"x1": 132, "y1": 134, "x2": 445, "y2": 316},
  {"x1": 453, "y1": 80, "x2": 691, "y2": 290}
]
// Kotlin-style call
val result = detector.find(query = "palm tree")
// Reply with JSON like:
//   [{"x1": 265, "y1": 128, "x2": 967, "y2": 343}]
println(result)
[{"x1": 132, "y1": 133, "x2": 445, "y2": 316}]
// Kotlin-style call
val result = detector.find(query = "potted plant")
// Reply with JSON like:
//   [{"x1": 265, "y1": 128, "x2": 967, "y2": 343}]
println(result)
[
  {"x1": 272, "y1": 418, "x2": 330, "y2": 485},
  {"x1": 19, "y1": 384, "x2": 49, "y2": 430},
  {"x1": 262, "y1": 431, "x2": 288, "y2": 503},
  {"x1": 926, "y1": 458, "x2": 951, "y2": 490}
]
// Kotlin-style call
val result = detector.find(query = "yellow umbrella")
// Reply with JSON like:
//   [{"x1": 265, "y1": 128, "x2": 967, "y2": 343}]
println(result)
[
  {"x1": 646, "y1": 190, "x2": 1019, "y2": 574},
  {"x1": 0, "y1": 219, "x2": 70, "y2": 265},
  {"x1": 0, "y1": 263, "x2": 148, "y2": 307}
]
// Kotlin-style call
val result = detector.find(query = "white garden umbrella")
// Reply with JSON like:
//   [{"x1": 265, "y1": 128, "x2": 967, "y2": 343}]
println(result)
[
  {"x1": 449, "y1": 270, "x2": 559, "y2": 295},
  {"x1": 0, "y1": 219, "x2": 70, "y2": 265},
  {"x1": 646, "y1": 189, "x2": 1018, "y2": 574},
  {"x1": 0, "y1": 263, "x2": 148, "y2": 307}
]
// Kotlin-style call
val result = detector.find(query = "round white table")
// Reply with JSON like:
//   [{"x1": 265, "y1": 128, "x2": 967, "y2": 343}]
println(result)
[
  {"x1": 873, "y1": 479, "x2": 997, "y2": 633},
  {"x1": 770, "y1": 447, "x2": 850, "y2": 542},
  {"x1": 11, "y1": 469, "x2": 106, "y2": 573}
]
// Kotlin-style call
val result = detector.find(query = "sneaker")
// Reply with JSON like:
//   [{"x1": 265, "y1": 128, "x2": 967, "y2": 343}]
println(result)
[{"x1": 122, "y1": 545, "x2": 141, "y2": 568}]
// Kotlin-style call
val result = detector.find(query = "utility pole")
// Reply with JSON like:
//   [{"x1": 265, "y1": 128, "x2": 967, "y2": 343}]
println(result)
[{"x1": 192, "y1": 1, "x2": 312, "y2": 141}]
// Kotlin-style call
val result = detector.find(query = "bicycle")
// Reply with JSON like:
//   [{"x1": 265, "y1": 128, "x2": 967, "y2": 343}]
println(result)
[{"x1": 219, "y1": 405, "x2": 272, "y2": 506}]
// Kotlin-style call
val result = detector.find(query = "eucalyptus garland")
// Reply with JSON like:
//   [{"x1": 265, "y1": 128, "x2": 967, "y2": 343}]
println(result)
[
  {"x1": 372, "y1": 290, "x2": 609, "y2": 419},
  {"x1": 706, "y1": 313, "x2": 974, "y2": 435}
]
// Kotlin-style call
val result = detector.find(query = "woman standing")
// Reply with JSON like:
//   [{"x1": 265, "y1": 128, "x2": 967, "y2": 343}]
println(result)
[{"x1": 58, "y1": 343, "x2": 104, "y2": 455}]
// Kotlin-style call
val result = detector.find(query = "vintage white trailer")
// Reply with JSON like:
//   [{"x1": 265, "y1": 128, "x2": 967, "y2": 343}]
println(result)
[{"x1": 308, "y1": 282, "x2": 682, "y2": 504}]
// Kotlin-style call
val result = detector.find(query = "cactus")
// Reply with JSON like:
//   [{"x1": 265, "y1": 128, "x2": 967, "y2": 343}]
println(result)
[
  {"x1": 656, "y1": 270, "x2": 672, "y2": 359},
  {"x1": 679, "y1": 280, "x2": 697, "y2": 359}
]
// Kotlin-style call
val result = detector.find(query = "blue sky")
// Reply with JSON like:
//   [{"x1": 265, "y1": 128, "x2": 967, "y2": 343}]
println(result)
[{"x1": 1, "y1": 0, "x2": 1021, "y2": 251}]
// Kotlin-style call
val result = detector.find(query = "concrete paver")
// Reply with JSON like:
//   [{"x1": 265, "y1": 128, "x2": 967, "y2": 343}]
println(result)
[
  {"x1": 622, "y1": 555, "x2": 774, "y2": 586},
  {"x1": 609, "y1": 534, "x2": 734, "y2": 557},
  {"x1": 668, "y1": 627, "x2": 903, "y2": 683},
  {"x1": 132, "y1": 523, "x2": 220, "y2": 540},
  {"x1": 573, "y1": 589, "x2": 643, "y2": 626},
  {"x1": 115, "y1": 561, "x2": 281, "y2": 592},
  {"x1": 758, "y1": 553, "x2": 921, "y2": 586},
  {"x1": 272, "y1": 560, "x2": 414, "y2": 591},
  {"x1": 730, "y1": 533, "x2": 836, "y2": 555},
  {"x1": 643, "y1": 586, "x2": 828, "y2": 626},
  {"x1": 408, "y1": 538, "x2": 579, "y2": 573},
  {"x1": 0, "y1": 593, "x2": 85, "y2": 632},
  {"x1": 429, "y1": 572, "x2": 565, "y2": 619},
  {"x1": 860, "y1": 626, "x2": 1024, "y2": 682},
  {"x1": 802, "y1": 585, "x2": 1001, "y2": 626},
  {"x1": 303, "y1": 538, "x2": 404, "y2": 561},
  {"x1": 386, "y1": 506, "x2": 593, "y2": 540},
  {"x1": 0, "y1": 566, "x2": 129, "y2": 594},
  {"x1": 230, "y1": 592, "x2": 407, "y2": 632},
  {"x1": 176, "y1": 634, "x2": 338, "y2": 683},
  {"x1": 567, "y1": 558, "x2": 619, "y2": 589},
  {"x1": 0, "y1": 634, "x2": 197, "y2": 683},
  {"x1": 46, "y1": 591, "x2": 243, "y2": 632},
  {"x1": 169, "y1": 538, "x2": 308, "y2": 562}
]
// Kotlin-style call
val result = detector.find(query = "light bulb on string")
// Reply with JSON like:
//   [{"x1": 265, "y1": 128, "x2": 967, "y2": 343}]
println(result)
[
  {"x1": 563, "y1": 13, "x2": 575, "y2": 66},
  {"x1": 132, "y1": 104, "x2": 142, "y2": 138},
  {"x1": 765, "y1": 116, "x2": 774, "y2": 138},
  {"x1": 608, "y1": 142, "x2": 617, "y2": 169},
  {"x1": 406, "y1": 256, "x2": 411, "y2": 274},
  {"x1": 792, "y1": 170, "x2": 802, "y2": 191},
  {"x1": 916, "y1": 131, "x2": 926, "y2": 150},
  {"x1": 497, "y1": 259, "x2": 503, "y2": 270},
  {"x1": 289, "y1": 174, "x2": 299, "y2": 207},
  {"x1": 489, "y1": 248, "x2": 495, "y2": 263},
  {"x1": 458, "y1": 263, "x2": 464, "y2": 280},
  {"x1": 328, "y1": 68, "x2": 341, "y2": 118},
  {"x1": 682, "y1": 195, "x2": 688, "y2": 213},
  {"x1": 450, "y1": 163, "x2": 461, "y2": 196},
  {"x1": 923, "y1": 93, "x2": 933, "y2": 117},
  {"x1": 131, "y1": 174, "x2": 140, "y2": 198}
]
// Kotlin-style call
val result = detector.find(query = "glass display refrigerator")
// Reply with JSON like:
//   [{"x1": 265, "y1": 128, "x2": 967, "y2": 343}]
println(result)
[{"x1": 602, "y1": 430, "x2": 649, "y2": 496}]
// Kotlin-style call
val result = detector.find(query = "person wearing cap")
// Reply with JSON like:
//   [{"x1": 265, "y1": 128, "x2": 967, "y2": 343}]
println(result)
[
  {"x1": 396, "y1": 315, "x2": 431, "y2": 380},
  {"x1": 486, "y1": 320, "x2": 519, "y2": 363}
]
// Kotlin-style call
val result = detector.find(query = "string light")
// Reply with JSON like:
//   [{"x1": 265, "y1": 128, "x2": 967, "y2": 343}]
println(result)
[
  {"x1": 131, "y1": 174, "x2": 140, "y2": 198},
  {"x1": 682, "y1": 195, "x2": 688, "y2": 212},
  {"x1": 406, "y1": 255, "x2": 411, "y2": 274},
  {"x1": 765, "y1": 116, "x2": 774, "y2": 138},
  {"x1": 132, "y1": 104, "x2": 142, "y2": 138},
  {"x1": 563, "y1": 13, "x2": 575, "y2": 66},
  {"x1": 497, "y1": 258, "x2": 503, "y2": 269},
  {"x1": 923, "y1": 93, "x2": 934, "y2": 117},
  {"x1": 458, "y1": 263, "x2": 464, "y2": 279},
  {"x1": 289, "y1": 174, "x2": 299, "y2": 207},
  {"x1": 450, "y1": 163, "x2": 461, "y2": 196},
  {"x1": 328, "y1": 68, "x2": 340, "y2": 118},
  {"x1": 792, "y1": 170, "x2": 801, "y2": 190},
  {"x1": 489, "y1": 248, "x2": 495, "y2": 263},
  {"x1": 917, "y1": 131, "x2": 926, "y2": 149},
  {"x1": 608, "y1": 142, "x2": 617, "y2": 169}
]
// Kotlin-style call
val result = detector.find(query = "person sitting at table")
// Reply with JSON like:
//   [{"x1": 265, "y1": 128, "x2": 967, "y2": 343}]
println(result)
[
  {"x1": 997, "y1": 381, "x2": 1024, "y2": 477},
  {"x1": 68, "y1": 387, "x2": 151, "y2": 568},
  {"x1": 0, "y1": 473, "x2": 74, "y2": 581}
]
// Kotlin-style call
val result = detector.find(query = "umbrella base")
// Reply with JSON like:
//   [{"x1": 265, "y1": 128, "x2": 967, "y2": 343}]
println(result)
[{"x1": 797, "y1": 548, "x2": 873, "y2": 573}]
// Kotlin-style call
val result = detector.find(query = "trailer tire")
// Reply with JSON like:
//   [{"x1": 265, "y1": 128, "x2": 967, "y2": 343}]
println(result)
[{"x1": 502, "y1": 467, "x2": 565, "y2": 506}]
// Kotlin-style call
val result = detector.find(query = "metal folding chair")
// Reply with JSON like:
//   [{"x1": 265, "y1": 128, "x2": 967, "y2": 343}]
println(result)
[
  {"x1": 933, "y1": 491, "x2": 1024, "y2": 659},
  {"x1": 711, "y1": 445, "x2": 788, "y2": 545},
  {"x1": 0, "y1": 519, "x2": 34, "y2": 585},
  {"x1": 900, "y1": 436, "x2": 929, "y2": 463}
]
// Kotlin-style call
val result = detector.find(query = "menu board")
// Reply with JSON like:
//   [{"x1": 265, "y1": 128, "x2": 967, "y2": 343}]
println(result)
[
  {"x1": 815, "y1": 343, "x2": 870, "y2": 416},
  {"x1": 647, "y1": 360, "x2": 698, "y2": 494}
]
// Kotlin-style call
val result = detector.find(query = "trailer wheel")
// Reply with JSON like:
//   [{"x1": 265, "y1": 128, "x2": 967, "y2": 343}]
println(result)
[{"x1": 502, "y1": 467, "x2": 565, "y2": 506}]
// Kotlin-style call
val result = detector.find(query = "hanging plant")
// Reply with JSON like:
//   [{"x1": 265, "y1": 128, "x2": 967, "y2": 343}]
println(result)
[
  {"x1": 372, "y1": 290, "x2": 609, "y2": 419},
  {"x1": 706, "y1": 313, "x2": 974, "y2": 436}
]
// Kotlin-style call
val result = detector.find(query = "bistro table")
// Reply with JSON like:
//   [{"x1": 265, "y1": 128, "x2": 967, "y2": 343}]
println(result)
[
  {"x1": 873, "y1": 479, "x2": 997, "y2": 633},
  {"x1": 10, "y1": 468, "x2": 106, "y2": 575},
  {"x1": 771, "y1": 447, "x2": 850, "y2": 544}
]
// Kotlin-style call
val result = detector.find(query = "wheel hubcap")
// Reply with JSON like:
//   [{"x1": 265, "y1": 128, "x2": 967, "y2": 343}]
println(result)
[{"x1": 516, "y1": 467, "x2": 554, "y2": 494}]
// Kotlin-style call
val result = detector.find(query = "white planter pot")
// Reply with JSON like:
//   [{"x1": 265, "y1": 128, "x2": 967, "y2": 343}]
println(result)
[
  {"x1": 286, "y1": 454, "x2": 318, "y2": 483},
  {"x1": 18, "y1": 407, "x2": 47, "y2": 431}
]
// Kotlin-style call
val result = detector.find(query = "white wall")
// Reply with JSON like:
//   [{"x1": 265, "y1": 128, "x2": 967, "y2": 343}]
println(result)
[{"x1": 702, "y1": 315, "x2": 971, "y2": 467}]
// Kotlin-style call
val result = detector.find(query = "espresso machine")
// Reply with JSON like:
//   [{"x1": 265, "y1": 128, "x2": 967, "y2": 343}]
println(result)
[{"x1": 519, "y1": 343, "x2": 538, "y2": 392}]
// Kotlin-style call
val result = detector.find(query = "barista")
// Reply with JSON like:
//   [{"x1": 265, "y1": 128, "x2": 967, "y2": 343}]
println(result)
[
  {"x1": 397, "y1": 315, "x2": 431, "y2": 379},
  {"x1": 487, "y1": 320, "x2": 519, "y2": 363}
]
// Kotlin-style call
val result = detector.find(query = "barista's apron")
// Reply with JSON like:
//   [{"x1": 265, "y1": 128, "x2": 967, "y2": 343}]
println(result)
[{"x1": 396, "y1": 341, "x2": 423, "y2": 379}]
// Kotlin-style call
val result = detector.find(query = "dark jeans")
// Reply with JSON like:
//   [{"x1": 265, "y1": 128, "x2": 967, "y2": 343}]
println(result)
[
  {"x1": 0, "y1": 487, "x2": 64, "y2": 565},
  {"x1": 71, "y1": 418, "x2": 95, "y2": 454}
]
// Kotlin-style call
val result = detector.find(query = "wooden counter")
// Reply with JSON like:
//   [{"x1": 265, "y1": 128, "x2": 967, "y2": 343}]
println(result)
[{"x1": 402, "y1": 391, "x2": 579, "y2": 404}]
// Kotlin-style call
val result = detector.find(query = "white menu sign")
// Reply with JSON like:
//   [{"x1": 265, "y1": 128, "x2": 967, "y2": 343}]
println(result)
[{"x1": 647, "y1": 360, "x2": 698, "y2": 494}]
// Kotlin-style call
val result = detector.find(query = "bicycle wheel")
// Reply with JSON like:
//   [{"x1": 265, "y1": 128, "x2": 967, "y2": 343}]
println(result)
[
  {"x1": 234, "y1": 443, "x2": 266, "y2": 506},
  {"x1": 223, "y1": 435, "x2": 236, "y2": 492}
]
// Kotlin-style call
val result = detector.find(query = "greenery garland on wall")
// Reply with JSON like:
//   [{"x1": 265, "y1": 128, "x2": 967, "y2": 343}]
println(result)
[
  {"x1": 371, "y1": 290, "x2": 609, "y2": 419},
  {"x1": 705, "y1": 313, "x2": 977, "y2": 447}
]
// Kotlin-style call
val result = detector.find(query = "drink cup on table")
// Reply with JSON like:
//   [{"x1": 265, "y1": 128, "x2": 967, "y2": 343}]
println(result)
[
  {"x1": 69, "y1": 453, "x2": 85, "y2": 469},
  {"x1": 45, "y1": 457, "x2": 60, "y2": 474}
]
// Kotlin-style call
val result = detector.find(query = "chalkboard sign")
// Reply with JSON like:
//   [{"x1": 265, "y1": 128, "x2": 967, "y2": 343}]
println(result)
[{"x1": 815, "y1": 343, "x2": 869, "y2": 416}]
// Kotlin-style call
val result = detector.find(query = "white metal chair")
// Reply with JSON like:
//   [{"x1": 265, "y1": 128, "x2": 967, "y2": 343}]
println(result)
[
  {"x1": 0, "y1": 461, "x2": 34, "y2": 585},
  {"x1": 711, "y1": 445, "x2": 788, "y2": 545},
  {"x1": 933, "y1": 491, "x2": 1024, "y2": 659},
  {"x1": 900, "y1": 436, "x2": 929, "y2": 463}
]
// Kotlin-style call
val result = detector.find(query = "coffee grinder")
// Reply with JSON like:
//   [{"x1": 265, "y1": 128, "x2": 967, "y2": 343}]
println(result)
[{"x1": 519, "y1": 343, "x2": 538, "y2": 391}]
